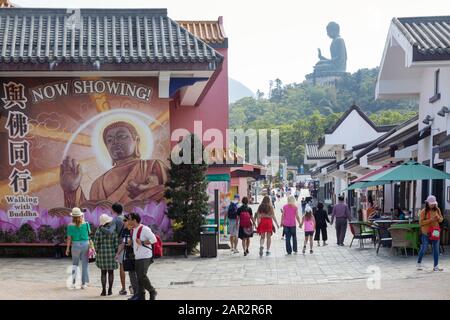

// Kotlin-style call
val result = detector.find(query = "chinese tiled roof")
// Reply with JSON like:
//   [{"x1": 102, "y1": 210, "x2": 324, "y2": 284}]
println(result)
[
  {"x1": 0, "y1": 8, "x2": 223, "y2": 66},
  {"x1": 305, "y1": 143, "x2": 335, "y2": 160},
  {"x1": 178, "y1": 17, "x2": 226, "y2": 45},
  {"x1": 354, "y1": 115, "x2": 418, "y2": 159},
  {"x1": 325, "y1": 104, "x2": 395, "y2": 135},
  {"x1": 393, "y1": 16, "x2": 450, "y2": 59}
]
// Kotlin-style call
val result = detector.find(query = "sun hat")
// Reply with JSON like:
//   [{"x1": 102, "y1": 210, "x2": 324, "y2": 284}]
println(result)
[
  {"x1": 99, "y1": 214, "x2": 113, "y2": 226},
  {"x1": 426, "y1": 195, "x2": 438, "y2": 205},
  {"x1": 70, "y1": 207, "x2": 83, "y2": 217}
]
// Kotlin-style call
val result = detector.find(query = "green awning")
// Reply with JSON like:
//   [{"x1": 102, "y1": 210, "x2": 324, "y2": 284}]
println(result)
[
  {"x1": 345, "y1": 180, "x2": 392, "y2": 191},
  {"x1": 367, "y1": 161, "x2": 450, "y2": 181},
  {"x1": 207, "y1": 174, "x2": 230, "y2": 182}
]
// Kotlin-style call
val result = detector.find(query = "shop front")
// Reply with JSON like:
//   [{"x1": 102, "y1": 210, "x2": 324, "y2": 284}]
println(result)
[{"x1": 0, "y1": 7, "x2": 228, "y2": 244}]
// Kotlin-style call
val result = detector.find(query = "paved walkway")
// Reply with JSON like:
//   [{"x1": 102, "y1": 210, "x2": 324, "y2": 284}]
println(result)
[{"x1": 1, "y1": 194, "x2": 449, "y2": 300}]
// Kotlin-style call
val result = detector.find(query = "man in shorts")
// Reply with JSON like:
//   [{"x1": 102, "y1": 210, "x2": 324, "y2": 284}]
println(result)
[{"x1": 225, "y1": 195, "x2": 240, "y2": 253}]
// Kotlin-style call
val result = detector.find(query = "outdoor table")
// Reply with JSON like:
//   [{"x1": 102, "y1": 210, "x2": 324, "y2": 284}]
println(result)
[{"x1": 390, "y1": 223, "x2": 421, "y2": 252}]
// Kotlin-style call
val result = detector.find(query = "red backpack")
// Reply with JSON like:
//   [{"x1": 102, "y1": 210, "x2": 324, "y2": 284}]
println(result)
[
  {"x1": 133, "y1": 225, "x2": 163, "y2": 258},
  {"x1": 239, "y1": 210, "x2": 252, "y2": 228}
]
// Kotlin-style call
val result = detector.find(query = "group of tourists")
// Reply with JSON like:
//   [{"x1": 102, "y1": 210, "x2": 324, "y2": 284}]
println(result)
[
  {"x1": 65, "y1": 203, "x2": 158, "y2": 300},
  {"x1": 227, "y1": 191, "x2": 343, "y2": 257}
]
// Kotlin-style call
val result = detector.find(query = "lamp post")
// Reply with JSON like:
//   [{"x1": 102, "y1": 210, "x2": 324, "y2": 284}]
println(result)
[{"x1": 422, "y1": 115, "x2": 434, "y2": 193}]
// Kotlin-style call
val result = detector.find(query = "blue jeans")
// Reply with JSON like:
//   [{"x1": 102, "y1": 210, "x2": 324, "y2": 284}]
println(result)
[
  {"x1": 71, "y1": 241, "x2": 89, "y2": 285},
  {"x1": 417, "y1": 234, "x2": 439, "y2": 267},
  {"x1": 284, "y1": 226, "x2": 297, "y2": 254}
]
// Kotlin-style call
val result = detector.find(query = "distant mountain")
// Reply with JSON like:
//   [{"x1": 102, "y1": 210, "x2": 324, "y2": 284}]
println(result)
[{"x1": 229, "y1": 78, "x2": 254, "y2": 103}]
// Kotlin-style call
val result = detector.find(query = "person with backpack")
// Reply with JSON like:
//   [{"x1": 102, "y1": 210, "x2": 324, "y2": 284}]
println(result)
[
  {"x1": 126, "y1": 212, "x2": 158, "y2": 300},
  {"x1": 281, "y1": 196, "x2": 302, "y2": 255},
  {"x1": 237, "y1": 197, "x2": 255, "y2": 256},
  {"x1": 93, "y1": 214, "x2": 119, "y2": 296},
  {"x1": 417, "y1": 195, "x2": 444, "y2": 272},
  {"x1": 225, "y1": 194, "x2": 241, "y2": 254},
  {"x1": 116, "y1": 214, "x2": 139, "y2": 300}
]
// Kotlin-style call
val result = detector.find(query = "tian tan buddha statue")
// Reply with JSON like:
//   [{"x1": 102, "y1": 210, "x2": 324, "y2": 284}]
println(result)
[{"x1": 314, "y1": 22, "x2": 347, "y2": 73}]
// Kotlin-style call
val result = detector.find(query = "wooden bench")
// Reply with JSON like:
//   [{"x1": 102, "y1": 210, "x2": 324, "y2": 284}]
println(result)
[
  {"x1": 0, "y1": 242, "x2": 62, "y2": 258},
  {"x1": 163, "y1": 241, "x2": 188, "y2": 258}
]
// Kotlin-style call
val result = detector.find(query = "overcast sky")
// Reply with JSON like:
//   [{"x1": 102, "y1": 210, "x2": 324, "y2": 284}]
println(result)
[{"x1": 12, "y1": 0, "x2": 450, "y2": 94}]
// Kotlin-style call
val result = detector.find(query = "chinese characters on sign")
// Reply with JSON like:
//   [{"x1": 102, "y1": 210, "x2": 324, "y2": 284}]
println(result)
[{"x1": 2, "y1": 81, "x2": 37, "y2": 218}]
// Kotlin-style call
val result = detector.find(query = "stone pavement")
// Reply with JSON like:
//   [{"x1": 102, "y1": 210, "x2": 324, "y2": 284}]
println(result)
[{"x1": 1, "y1": 193, "x2": 449, "y2": 300}]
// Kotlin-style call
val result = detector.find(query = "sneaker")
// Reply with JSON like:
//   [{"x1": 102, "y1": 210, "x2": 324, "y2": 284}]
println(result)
[
  {"x1": 234, "y1": 249, "x2": 239, "y2": 254},
  {"x1": 69, "y1": 283, "x2": 76, "y2": 290},
  {"x1": 128, "y1": 294, "x2": 140, "y2": 300},
  {"x1": 266, "y1": 251, "x2": 271, "y2": 256},
  {"x1": 81, "y1": 284, "x2": 88, "y2": 290},
  {"x1": 416, "y1": 263, "x2": 423, "y2": 271},
  {"x1": 433, "y1": 266, "x2": 443, "y2": 272},
  {"x1": 259, "y1": 246, "x2": 264, "y2": 257},
  {"x1": 231, "y1": 249, "x2": 235, "y2": 254},
  {"x1": 323, "y1": 242, "x2": 328, "y2": 246},
  {"x1": 119, "y1": 289, "x2": 127, "y2": 296},
  {"x1": 294, "y1": 251, "x2": 298, "y2": 254}
]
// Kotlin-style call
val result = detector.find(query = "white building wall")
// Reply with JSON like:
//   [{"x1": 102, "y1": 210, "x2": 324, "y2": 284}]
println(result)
[
  {"x1": 417, "y1": 66, "x2": 450, "y2": 213},
  {"x1": 327, "y1": 111, "x2": 383, "y2": 150}
]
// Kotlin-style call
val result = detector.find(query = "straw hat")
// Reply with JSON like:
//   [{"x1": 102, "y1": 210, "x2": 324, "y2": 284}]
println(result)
[
  {"x1": 99, "y1": 214, "x2": 113, "y2": 226},
  {"x1": 70, "y1": 207, "x2": 83, "y2": 217},
  {"x1": 426, "y1": 195, "x2": 438, "y2": 205}
]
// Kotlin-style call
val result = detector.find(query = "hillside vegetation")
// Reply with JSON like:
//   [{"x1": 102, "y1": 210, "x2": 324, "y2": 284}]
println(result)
[{"x1": 229, "y1": 68, "x2": 418, "y2": 167}]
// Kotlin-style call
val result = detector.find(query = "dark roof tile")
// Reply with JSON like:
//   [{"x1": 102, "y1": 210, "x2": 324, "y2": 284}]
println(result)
[{"x1": 0, "y1": 8, "x2": 223, "y2": 66}]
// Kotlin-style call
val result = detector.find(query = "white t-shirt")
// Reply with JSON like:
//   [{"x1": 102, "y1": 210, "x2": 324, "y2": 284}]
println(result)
[{"x1": 132, "y1": 224, "x2": 157, "y2": 260}]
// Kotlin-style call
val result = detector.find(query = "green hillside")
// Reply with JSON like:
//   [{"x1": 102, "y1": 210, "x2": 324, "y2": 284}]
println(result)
[{"x1": 229, "y1": 68, "x2": 418, "y2": 168}]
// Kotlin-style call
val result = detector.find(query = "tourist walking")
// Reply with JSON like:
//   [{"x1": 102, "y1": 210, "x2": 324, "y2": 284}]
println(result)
[
  {"x1": 417, "y1": 195, "x2": 444, "y2": 272},
  {"x1": 65, "y1": 207, "x2": 90, "y2": 289},
  {"x1": 314, "y1": 202, "x2": 330, "y2": 246},
  {"x1": 104, "y1": 202, "x2": 128, "y2": 295},
  {"x1": 256, "y1": 196, "x2": 280, "y2": 257},
  {"x1": 330, "y1": 196, "x2": 352, "y2": 246},
  {"x1": 301, "y1": 206, "x2": 316, "y2": 254},
  {"x1": 271, "y1": 191, "x2": 277, "y2": 207},
  {"x1": 93, "y1": 214, "x2": 119, "y2": 296},
  {"x1": 116, "y1": 214, "x2": 139, "y2": 300},
  {"x1": 237, "y1": 197, "x2": 255, "y2": 256},
  {"x1": 300, "y1": 198, "x2": 306, "y2": 214},
  {"x1": 225, "y1": 194, "x2": 241, "y2": 253},
  {"x1": 127, "y1": 212, "x2": 158, "y2": 300},
  {"x1": 281, "y1": 196, "x2": 302, "y2": 255}
]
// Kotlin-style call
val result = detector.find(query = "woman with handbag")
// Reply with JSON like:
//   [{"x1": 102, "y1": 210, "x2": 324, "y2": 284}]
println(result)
[
  {"x1": 94, "y1": 214, "x2": 119, "y2": 296},
  {"x1": 66, "y1": 207, "x2": 90, "y2": 289},
  {"x1": 417, "y1": 195, "x2": 444, "y2": 272},
  {"x1": 237, "y1": 197, "x2": 255, "y2": 256}
]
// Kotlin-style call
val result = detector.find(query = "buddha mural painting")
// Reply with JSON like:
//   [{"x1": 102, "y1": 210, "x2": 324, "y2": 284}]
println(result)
[{"x1": 60, "y1": 121, "x2": 168, "y2": 208}]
